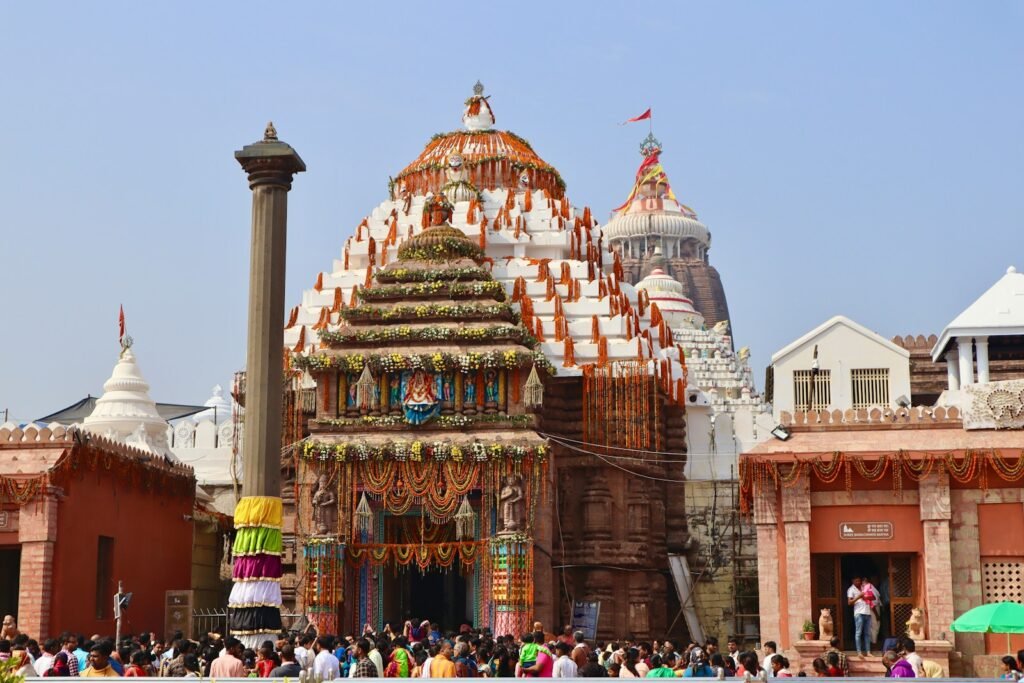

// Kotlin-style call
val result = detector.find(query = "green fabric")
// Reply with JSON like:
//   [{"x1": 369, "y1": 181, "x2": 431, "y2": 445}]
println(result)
[
  {"x1": 950, "y1": 601, "x2": 1024, "y2": 633},
  {"x1": 233, "y1": 526, "x2": 283, "y2": 555},
  {"x1": 647, "y1": 667, "x2": 677, "y2": 677}
]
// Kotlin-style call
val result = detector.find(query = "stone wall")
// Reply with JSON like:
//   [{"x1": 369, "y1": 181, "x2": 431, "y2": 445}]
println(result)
[
  {"x1": 949, "y1": 486, "x2": 1024, "y2": 676},
  {"x1": 684, "y1": 479, "x2": 741, "y2": 644},
  {"x1": 541, "y1": 376, "x2": 689, "y2": 640}
]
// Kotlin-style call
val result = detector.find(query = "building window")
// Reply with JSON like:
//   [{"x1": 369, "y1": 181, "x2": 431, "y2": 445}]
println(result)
[
  {"x1": 95, "y1": 536, "x2": 114, "y2": 619},
  {"x1": 794, "y1": 369, "x2": 831, "y2": 411},
  {"x1": 851, "y1": 368, "x2": 890, "y2": 409},
  {"x1": 983, "y1": 559, "x2": 1024, "y2": 604}
]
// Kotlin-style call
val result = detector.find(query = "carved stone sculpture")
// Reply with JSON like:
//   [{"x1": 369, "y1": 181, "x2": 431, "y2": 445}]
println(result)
[
  {"x1": 498, "y1": 475, "x2": 524, "y2": 533},
  {"x1": 819, "y1": 607, "x2": 834, "y2": 639},
  {"x1": 906, "y1": 607, "x2": 925, "y2": 640},
  {"x1": 311, "y1": 474, "x2": 337, "y2": 536}
]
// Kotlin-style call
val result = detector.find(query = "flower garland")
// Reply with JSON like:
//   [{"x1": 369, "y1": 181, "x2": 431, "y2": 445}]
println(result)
[
  {"x1": 739, "y1": 448, "x2": 1024, "y2": 514},
  {"x1": 337, "y1": 302, "x2": 517, "y2": 323},
  {"x1": 314, "y1": 413, "x2": 535, "y2": 430},
  {"x1": 375, "y1": 266, "x2": 490, "y2": 283},
  {"x1": 347, "y1": 541, "x2": 484, "y2": 571},
  {"x1": 397, "y1": 238, "x2": 485, "y2": 262},
  {"x1": 301, "y1": 439, "x2": 549, "y2": 463},
  {"x1": 318, "y1": 324, "x2": 537, "y2": 348},
  {"x1": 294, "y1": 349, "x2": 554, "y2": 375},
  {"x1": 356, "y1": 280, "x2": 506, "y2": 302}
]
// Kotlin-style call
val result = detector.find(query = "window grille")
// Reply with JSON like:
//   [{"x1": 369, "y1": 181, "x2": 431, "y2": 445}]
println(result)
[
  {"x1": 794, "y1": 369, "x2": 831, "y2": 411},
  {"x1": 983, "y1": 559, "x2": 1024, "y2": 603},
  {"x1": 851, "y1": 368, "x2": 890, "y2": 409}
]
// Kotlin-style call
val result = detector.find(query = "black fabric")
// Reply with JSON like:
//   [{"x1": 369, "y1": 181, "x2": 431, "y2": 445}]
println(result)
[{"x1": 228, "y1": 606, "x2": 282, "y2": 632}]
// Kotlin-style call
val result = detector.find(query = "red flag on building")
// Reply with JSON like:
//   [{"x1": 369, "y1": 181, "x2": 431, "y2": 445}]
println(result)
[
  {"x1": 621, "y1": 108, "x2": 652, "y2": 125},
  {"x1": 119, "y1": 305, "x2": 126, "y2": 344}
]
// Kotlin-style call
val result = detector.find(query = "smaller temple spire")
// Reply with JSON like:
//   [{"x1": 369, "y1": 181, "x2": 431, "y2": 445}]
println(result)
[{"x1": 263, "y1": 121, "x2": 278, "y2": 142}]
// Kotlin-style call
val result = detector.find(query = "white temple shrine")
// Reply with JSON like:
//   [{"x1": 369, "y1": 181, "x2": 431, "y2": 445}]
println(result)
[{"x1": 82, "y1": 343, "x2": 175, "y2": 460}]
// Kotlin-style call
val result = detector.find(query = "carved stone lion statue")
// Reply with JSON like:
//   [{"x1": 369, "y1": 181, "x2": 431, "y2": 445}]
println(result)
[{"x1": 818, "y1": 607, "x2": 834, "y2": 640}]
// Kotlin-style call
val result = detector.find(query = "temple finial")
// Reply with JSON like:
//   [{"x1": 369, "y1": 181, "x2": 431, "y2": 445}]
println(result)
[
  {"x1": 473, "y1": 80, "x2": 484, "y2": 96},
  {"x1": 263, "y1": 121, "x2": 278, "y2": 142}
]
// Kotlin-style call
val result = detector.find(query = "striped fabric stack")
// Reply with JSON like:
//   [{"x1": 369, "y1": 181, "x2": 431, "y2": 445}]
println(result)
[{"x1": 229, "y1": 496, "x2": 284, "y2": 647}]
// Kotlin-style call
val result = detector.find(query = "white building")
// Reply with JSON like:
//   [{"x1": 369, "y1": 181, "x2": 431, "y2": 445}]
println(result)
[
  {"x1": 769, "y1": 315, "x2": 912, "y2": 421},
  {"x1": 932, "y1": 265, "x2": 1024, "y2": 402},
  {"x1": 168, "y1": 385, "x2": 240, "y2": 516}
]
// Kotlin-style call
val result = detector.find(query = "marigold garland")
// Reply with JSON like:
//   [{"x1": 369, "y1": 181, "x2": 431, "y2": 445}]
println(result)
[{"x1": 740, "y1": 449, "x2": 1024, "y2": 514}]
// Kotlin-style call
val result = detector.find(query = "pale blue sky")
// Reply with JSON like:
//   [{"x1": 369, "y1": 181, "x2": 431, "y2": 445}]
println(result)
[{"x1": 1, "y1": 1, "x2": 1021, "y2": 421}]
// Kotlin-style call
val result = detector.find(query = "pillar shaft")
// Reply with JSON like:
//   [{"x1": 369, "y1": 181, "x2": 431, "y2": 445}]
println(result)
[
  {"x1": 920, "y1": 472, "x2": 954, "y2": 640},
  {"x1": 944, "y1": 350, "x2": 960, "y2": 392},
  {"x1": 975, "y1": 337, "x2": 990, "y2": 384},
  {"x1": 235, "y1": 127, "x2": 305, "y2": 498},
  {"x1": 957, "y1": 337, "x2": 974, "y2": 386}
]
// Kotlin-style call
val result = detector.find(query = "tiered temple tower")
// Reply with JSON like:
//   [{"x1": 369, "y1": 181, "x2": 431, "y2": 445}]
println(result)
[
  {"x1": 604, "y1": 134, "x2": 731, "y2": 327},
  {"x1": 295, "y1": 195, "x2": 551, "y2": 635},
  {"x1": 281, "y1": 84, "x2": 692, "y2": 638}
]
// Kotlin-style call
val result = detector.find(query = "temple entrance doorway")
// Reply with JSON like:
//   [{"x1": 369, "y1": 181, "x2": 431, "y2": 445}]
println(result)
[
  {"x1": 0, "y1": 547, "x2": 19, "y2": 618},
  {"x1": 811, "y1": 553, "x2": 917, "y2": 651},
  {"x1": 381, "y1": 568, "x2": 471, "y2": 632}
]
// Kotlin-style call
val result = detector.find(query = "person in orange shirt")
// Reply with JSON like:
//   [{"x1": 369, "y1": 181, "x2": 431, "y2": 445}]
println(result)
[
  {"x1": 81, "y1": 645, "x2": 121, "y2": 677},
  {"x1": 428, "y1": 641, "x2": 457, "y2": 678}
]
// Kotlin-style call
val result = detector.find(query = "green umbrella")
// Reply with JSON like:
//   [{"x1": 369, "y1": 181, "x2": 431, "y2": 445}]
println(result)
[{"x1": 950, "y1": 601, "x2": 1024, "y2": 652}]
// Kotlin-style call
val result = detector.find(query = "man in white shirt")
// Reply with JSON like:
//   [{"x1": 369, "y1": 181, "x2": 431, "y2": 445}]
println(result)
[
  {"x1": 762, "y1": 641, "x2": 779, "y2": 677},
  {"x1": 847, "y1": 576, "x2": 875, "y2": 656},
  {"x1": 902, "y1": 638, "x2": 924, "y2": 676},
  {"x1": 294, "y1": 634, "x2": 313, "y2": 671},
  {"x1": 553, "y1": 642, "x2": 578, "y2": 678},
  {"x1": 313, "y1": 636, "x2": 341, "y2": 680},
  {"x1": 34, "y1": 639, "x2": 59, "y2": 676}
]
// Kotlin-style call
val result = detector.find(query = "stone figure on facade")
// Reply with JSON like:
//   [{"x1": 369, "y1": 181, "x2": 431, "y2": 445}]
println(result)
[
  {"x1": 311, "y1": 474, "x2": 337, "y2": 536},
  {"x1": 906, "y1": 607, "x2": 925, "y2": 640},
  {"x1": 818, "y1": 608, "x2": 834, "y2": 639},
  {"x1": 498, "y1": 475, "x2": 524, "y2": 533}
]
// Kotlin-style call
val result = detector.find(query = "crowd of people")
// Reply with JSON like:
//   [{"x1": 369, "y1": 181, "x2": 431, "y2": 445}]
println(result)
[{"x1": 3, "y1": 613, "x2": 1024, "y2": 678}]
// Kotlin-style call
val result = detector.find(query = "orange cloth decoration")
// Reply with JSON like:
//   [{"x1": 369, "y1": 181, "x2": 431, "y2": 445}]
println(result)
[
  {"x1": 314, "y1": 272, "x2": 324, "y2": 292},
  {"x1": 293, "y1": 326, "x2": 306, "y2": 353}
]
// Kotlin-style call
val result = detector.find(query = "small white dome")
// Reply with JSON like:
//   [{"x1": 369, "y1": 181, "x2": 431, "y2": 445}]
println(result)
[
  {"x1": 636, "y1": 264, "x2": 704, "y2": 330},
  {"x1": 83, "y1": 346, "x2": 173, "y2": 459}
]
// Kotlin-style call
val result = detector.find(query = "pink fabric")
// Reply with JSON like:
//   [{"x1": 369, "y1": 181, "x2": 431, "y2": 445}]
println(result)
[{"x1": 232, "y1": 553, "x2": 282, "y2": 580}]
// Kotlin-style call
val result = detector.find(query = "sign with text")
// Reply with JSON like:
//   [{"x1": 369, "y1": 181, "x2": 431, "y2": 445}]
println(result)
[
  {"x1": 0, "y1": 510, "x2": 17, "y2": 532},
  {"x1": 571, "y1": 600, "x2": 601, "y2": 641},
  {"x1": 840, "y1": 521, "x2": 893, "y2": 540}
]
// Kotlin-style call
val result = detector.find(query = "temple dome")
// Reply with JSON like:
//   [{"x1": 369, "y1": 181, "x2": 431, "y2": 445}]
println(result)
[
  {"x1": 192, "y1": 384, "x2": 233, "y2": 424},
  {"x1": 83, "y1": 345, "x2": 174, "y2": 459},
  {"x1": 636, "y1": 252, "x2": 704, "y2": 330},
  {"x1": 603, "y1": 210, "x2": 710, "y2": 245},
  {"x1": 393, "y1": 83, "x2": 566, "y2": 199}
]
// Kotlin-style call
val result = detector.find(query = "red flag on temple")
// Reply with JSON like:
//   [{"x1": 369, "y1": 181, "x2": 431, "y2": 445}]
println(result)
[
  {"x1": 621, "y1": 108, "x2": 652, "y2": 124},
  {"x1": 119, "y1": 305, "x2": 126, "y2": 343}
]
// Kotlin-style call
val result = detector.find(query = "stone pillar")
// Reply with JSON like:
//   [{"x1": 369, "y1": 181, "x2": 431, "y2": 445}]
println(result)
[
  {"x1": 957, "y1": 337, "x2": 974, "y2": 387},
  {"x1": 782, "y1": 476, "x2": 812, "y2": 649},
  {"x1": 920, "y1": 471, "x2": 954, "y2": 641},
  {"x1": 231, "y1": 124, "x2": 304, "y2": 647},
  {"x1": 235, "y1": 123, "x2": 305, "y2": 497},
  {"x1": 17, "y1": 487, "x2": 61, "y2": 639},
  {"x1": 944, "y1": 350, "x2": 960, "y2": 392},
  {"x1": 975, "y1": 337, "x2": 990, "y2": 385},
  {"x1": 754, "y1": 485, "x2": 781, "y2": 645}
]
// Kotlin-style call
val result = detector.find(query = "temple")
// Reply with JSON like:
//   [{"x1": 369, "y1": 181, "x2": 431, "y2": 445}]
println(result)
[
  {"x1": 278, "y1": 84, "x2": 692, "y2": 638},
  {"x1": 604, "y1": 134, "x2": 731, "y2": 328}
]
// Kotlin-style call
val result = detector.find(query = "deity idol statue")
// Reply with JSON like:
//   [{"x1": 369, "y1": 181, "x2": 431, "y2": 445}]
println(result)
[
  {"x1": 440, "y1": 372, "x2": 456, "y2": 414},
  {"x1": 347, "y1": 373, "x2": 359, "y2": 408},
  {"x1": 443, "y1": 152, "x2": 477, "y2": 203},
  {"x1": 484, "y1": 369, "x2": 500, "y2": 413},
  {"x1": 463, "y1": 372, "x2": 478, "y2": 415},
  {"x1": 402, "y1": 369, "x2": 440, "y2": 425},
  {"x1": 311, "y1": 474, "x2": 337, "y2": 536},
  {"x1": 389, "y1": 374, "x2": 403, "y2": 415},
  {"x1": 498, "y1": 475, "x2": 524, "y2": 533}
]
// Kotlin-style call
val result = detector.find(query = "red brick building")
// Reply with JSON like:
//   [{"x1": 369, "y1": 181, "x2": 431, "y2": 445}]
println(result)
[{"x1": 0, "y1": 423, "x2": 194, "y2": 639}]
